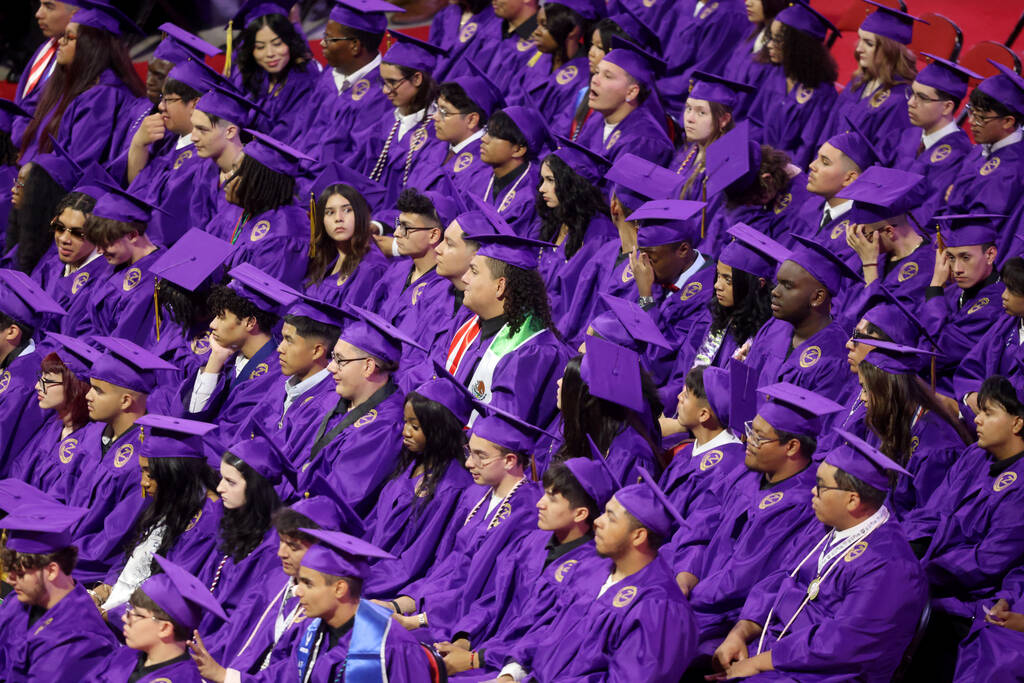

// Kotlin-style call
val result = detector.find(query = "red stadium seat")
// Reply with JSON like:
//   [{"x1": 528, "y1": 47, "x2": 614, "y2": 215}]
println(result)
[
  {"x1": 833, "y1": 0, "x2": 906, "y2": 33},
  {"x1": 958, "y1": 40, "x2": 1022, "y2": 87},
  {"x1": 911, "y1": 12, "x2": 963, "y2": 63}
]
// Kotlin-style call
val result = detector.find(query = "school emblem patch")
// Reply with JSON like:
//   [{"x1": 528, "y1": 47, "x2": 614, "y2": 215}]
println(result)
[
  {"x1": 556, "y1": 65, "x2": 578, "y2": 85},
  {"x1": 122, "y1": 267, "x2": 142, "y2": 291},
  {"x1": 173, "y1": 149, "x2": 193, "y2": 169},
  {"x1": 114, "y1": 444, "x2": 135, "y2": 468},
  {"x1": 831, "y1": 219, "x2": 850, "y2": 240},
  {"x1": 411, "y1": 282, "x2": 428, "y2": 306},
  {"x1": 33, "y1": 617, "x2": 54, "y2": 635},
  {"x1": 897, "y1": 262, "x2": 918, "y2": 282},
  {"x1": 799, "y1": 346, "x2": 821, "y2": 368},
  {"x1": 185, "y1": 509, "x2": 202, "y2": 531},
  {"x1": 643, "y1": 0, "x2": 656, "y2": 6},
  {"x1": 968, "y1": 298, "x2": 990, "y2": 315},
  {"x1": 459, "y1": 22, "x2": 478, "y2": 43},
  {"x1": 980, "y1": 157, "x2": 1001, "y2": 176},
  {"x1": 59, "y1": 438, "x2": 78, "y2": 464},
  {"x1": 612, "y1": 586, "x2": 637, "y2": 608},
  {"x1": 699, "y1": 1, "x2": 719, "y2": 19},
  {"x1": 944, "y1": 183, "x2": 954, "y2": 201},
  {"x1": 354, "y1": 409, "x2": 378, "y2": 428},
  {"x1": 759, "y1": 491, "x2": 784, "y2": 509},
  {"x1": 516, "y1": 38, "x2": 532, "y2": 52},
  {"x1": 699, "y1": 450, "x2": 723, "y2": 471},
  {"x1": 621, "y1": 263, "x2": 634, "y2": 283},
  {"x1": 498, "y1": 189, "x2": 516, "y2": 213},
  {"x1": 773, "y1": 192, "x2": 792, "y2": 214},
  {"x1": 554, "y1": 559, "x2": 578, "y2": 583},
  {"x1": 994, "y1": 471, "x2": 1017, "y2": 492},
  {"x1": 681, "y1": 281, "x2": 703, "y2": 301},
  {"x1": 191, "y1": 334, "x2": 211, "y2": 355},
  {"x1": 250, "y1": 220, "x2": 271, "y2": 241},
  {"x1": 795, "y1": 85, "x2": 813, "y2": 104},
  {"x1": 351, "y1": 79, "x2": 370, "y2": 101},
  {"x1": 0, "y1": 371, "x2": 9, "y2": 394},
  {"x1": 870, "y1": 89, "x2": 890, "y2": 108},
  {"x1": 71, "y1": 271, "x2": 90, "y2": 294},
  {"x1": 910, "y1": 436, "x2": 919, "y2": 455},
  {"x1": 453, "y1": 152, "x2": 474, "y2": 172},
  {"x1": 410, "y1": 128, "x2": 428, "y2": 151},
  {"x1": 844, "y1": 540, "x2": 868, "y2": 562},
  {"x1": 930, "y1": 144, "x2": 952, "y2": 163},
  {"x1": 605, "y1": 129, "x2": 621, "y2": 151},
  {"x1": 249, "y1": 362, "x2": 269, "y2": 379}
]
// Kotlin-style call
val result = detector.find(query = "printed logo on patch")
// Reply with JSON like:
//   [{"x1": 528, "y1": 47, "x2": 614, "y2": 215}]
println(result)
[
  {"x1": 759, "y1": 491, "x2": 784, "y2": 509},
  {"x1": 556, "y1": 65, "x2": 578, "y2": 85},
  {"x1": 516, "y1": 39, "x2": 532, "y2": 52},
  {"x1": 114, "y1": 444, "x2": 135, "y2": 468},
  {"x1": 173, "y1": 149, "x2": 193, "y2": 169},
  {"x1": 605, "y1": 129, "x2": 621, "y2": 150},
  {"x1": 968, "y1": 298, "x2": 990, "y2": 315},
  {"x1": 459, "y1": 22, "x2": 478, "y2": 43},
  {"x1": 699, "y1": 1, "x2": 719, "y2": 19},
  {"x1": 980, "y1": 158, "x2": 1001, "y2": 176},
  {"x1": 870, "y1": 89, "x2": 890, "y2": 108},
  {"x1": 59, "y1": 438, "x2": 78, "y2": 464},
  {"x1": 994, "y1": 471, "x2": 1017, "y2": 492},
  {"x1": 621, "y1": 263, "x2": 634, "y2": 283},
  {"x1": 681, "y1": 281, "x2": 703, "y2": 301},
  {"x1": 799, "y1": 346, "x2": 821, "y2": 368},
  {"x1": 72, "y1": 271, "x2": 90, "y2": 294},
  {"x1": 354, "y1": 409, "x2": 378, "y2": 428},
  {"x1": 773, "y1": 192, "x2": 792, "y2": 214},
  {"x1": 351, "y1": 79, "x2": 370, "y2": 101},
  {"x1": 249, "y1": 362, "x2": 269, "y2": 379},
  {"x1": 699, "y1": 450, "x2": 723, "y2": 471},
  {"x1": 844, "y1": 540, "x2": 868, "y2": 562},
  {"x1": 185, "y1": 509, "x2": 202, "y2": 531},
  {"x1": 498, "y1": 189, "x2": 516, "y2": 213},
  {"x1": 0, "y1": 370, "x2": 10, "y2": 394},
  {"x1": 412, "y1": 281, "x2": 428, "y2": 305},
  {"x1": 795, "y1": 85, "x2": 813, "y2": 104},
  {"x1": 930, "y1": 144, "x2": 951, "y2": 163},
  {"x1": 191, "y1": 334, "x2": 211, "y2": 355},
  {"x1": 554, "y1": 559, "x2": 578, "y2": 582},
  {"x1": 612, "y1": 585, "x2": 638, "y2": 607},
  {"x1": 122, "y1": 267, "x2": 142, "y2": 291},
  {"x1": 898, "y1": 262, "x2": 918, "y2": 282},
  {"x1": 453, "y1": 152, "x2": 474, "y2": 172},
  {"x1": 831, "y1": 219, "x2": 850, "y2": 240},
  {"x1": 250, "y1": 220, "x2": 271, "y2": 241}
]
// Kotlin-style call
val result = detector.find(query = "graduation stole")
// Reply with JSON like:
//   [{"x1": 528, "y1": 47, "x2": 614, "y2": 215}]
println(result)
[
  {"x1": 467, "y1": 315, "x2": 546, "y2": 404},
  {"x1": 227, "y1": 339, "x2": 277, "y2": 391},
  {"x1": 296, "y1": 600, "x2": 392, "y2": 683}
]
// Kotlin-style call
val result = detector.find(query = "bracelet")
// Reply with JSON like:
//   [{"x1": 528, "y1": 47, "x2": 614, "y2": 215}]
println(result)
[
  {"x1": 390, "y1": 600, "x2": 402, "y2": 614},
  {"x1": 418, "y1": 613, "x2": 427, "y2": 628},
  {"x1": 471, "y1": 651, "x2": 478, "y2": 668},
  {"x1": 861, "y1": 262, "x2": 877, "y2": 269}
]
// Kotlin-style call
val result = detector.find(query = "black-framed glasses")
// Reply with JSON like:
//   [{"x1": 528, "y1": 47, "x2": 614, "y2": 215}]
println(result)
[
  {"x1": 965, "y1": 104, "x2": 1008, "y2": 124},
  {"x1": 381, "y1": 77, "x2": 409, "y2": 93},
  {"x1": 744, "y1": 420, "x2": 780, "y2": 449},
  {"x1": 159, "y1": 94, "x2": 183, "y2": 104},
  {"x1": 321, "y1": 35, "x2": 358, "y2": 46},
  {"x1": 905, "y1": 89, "x2": 944, "y2": 104},
  {"x1": 330, "y1": 353, "x2": 368, "y2": 366},
  {"x1": 36, "y1": 375, "x2": 62, "y2": 391},
  {"x1": 394, "y1": 219, "x2": 440, "y2": 236},
  {"x1": 124, "y1": 608, "x2": 169, "y2": 625},
  {"x1": 848, "y1": 330, "x2": 880, "y2": 345},
  {"x1": 814, "y1": 482, "x2": 853, "y2": 496},
  {"x1": 51, "y1": 221, "x2": 86, "y2": 240},
  {"x1": 764, "y1": 31, "x2": 784, "y2": 44}
]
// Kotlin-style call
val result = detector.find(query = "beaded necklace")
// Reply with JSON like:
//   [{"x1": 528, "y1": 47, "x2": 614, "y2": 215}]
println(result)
[
  {"x1": 463, "y1": 476, "x2": 526, "y2": 529},
  {"x1": 484, "y1": 162, "x2": 532, "y2": 213}
]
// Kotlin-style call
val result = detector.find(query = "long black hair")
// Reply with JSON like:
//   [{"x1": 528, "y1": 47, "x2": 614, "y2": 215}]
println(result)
[
  {"x1": 537, "y1": 154, "x2": 608, "y2": 259},
  {"x1": 231, "y1": 153, "x2": 295, "y2": 216},
  {"x1": 775, "y1": 22, "x2": 838, "y2": 87},
  {"x1": 156, "y1": 278, "x2": 215, "y2": 331},
  {"x1": 709, "y1": 265, "x2": 773, "y2": 345},
  {"x1": 484, "y1": 258, "x2": 558, "y2": 336},
  {"x1": 236, "y1": 13, "x2": 312, "y2": 97},
  {"x1": 542, "y1": 2, "x2": 591, "y2": 65},
  {"x1": 305, "y1": 183, "x2": 374, "y2": 286},
  {"x1": 389, "y1": 392, "x2": 467, "y2": 514},
  {"x1": 555, "y1": 354, "x2": 660, "y2": 461},
  {"x1": 7, "y1": 163, "x2": 68, "y2": 272},
  {"x1": 217, "y1": 452, "x2": 282, "y2": 561},
  {"x1": 125, "y1": 456, "x2": 220, "y2": 572}
]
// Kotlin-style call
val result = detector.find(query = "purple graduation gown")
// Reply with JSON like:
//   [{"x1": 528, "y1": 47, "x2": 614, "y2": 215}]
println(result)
[
  {"x1": 216, "y1": 204, "x2": 310, "y2": 289},
  {"x1": 660, "y1": 438, "x2": 747, "y2": 521},
  {"x1": 234, "y1": 61, "x2": 321, "y2": 147},
  {"x1": 886, "y1": 125, "x2": 972, "y2": 224},
  {"x1": 576, "y1": 106, "x2": 674, "y2": 167},
  {"x1": 84, "y1": 248, "x2": 164, "y2": 345},
  {"x1": 835, "y1": 241, "x2": 934, "y2": 333},
  {"x1": 363, "y1": 460, "x2": 474, "y2": 597},
  {"x1": 511, "y1": 554, "x2": 698, "y2": 682},
  {"x1": 431, "y1": 5, "x2": 501, "y2": 82},
  {"x1": 671, "y1": 141, "x2": 708, "y2": 203},
  {"x1": 471, "y1": 162, "x2": 542, "y2": 239},
  {"x1": 199, "y1": 524, "x2": 282, "y2": 633},
  {"x1": 743, "y1": 317, "x2": 854, "y2": 403},
  {"x1": 244, "y1": 373, "x2": 339, "y2": 468},
  {"x1": 954, "y1": 313, "x2": 1024, "y2": 414},
  {"x1": 953, "y1": 565, "x2": 1024, "y2": 682},
  {"x1": 354, "y1": 113, "x2": 447, "y2": 212},
  {"x1": 296, "y1": 63, "x2": 392, "y2": 160},
  {"x1": 477, "y1": 20, "x2": 544, "y2": 95},
  {"x1": 399, "y1": 480, "x2": 542, "y2": 639},
  {"x1": 303, "y1": 247, "x2": 390, "y2": 313},
  {"x1": 749, "y1": 69, "x2": 838, "y2": 169},
  {"x1": 537, "y1": 215, "x2": 616, "y2": 323},
  {"x1": 93, "y1": 649, "x2": 203, "y2": 683},
  {"x1": 817, "y1": 79, "x2": 914, "y2": 153},
  {"x1": 721, "y1": 29, "x2": 774, "y2": 117},
  {"x1": 0, "y1": 582, "x2": 117, "y2": 682},
  {"x1": 31, "y1": 249, "x2": 112, "y2": 336},
  {"x1": 645, "y1": 260, "x2": 716, "y2": 382},
  {"x1": 739, "y1": 517, "x2": 928, "y2": 682},
  {"x1": 404, "y1": 134, "x2": 492, "y2": 196},
  {"x1": 506, "y1": 53, "x2": 590, "y2": 135},
  {"x1": 376, "y1": 261, "x2": 449, "y2": 334},
  {"x1": 942, "y1": 139, "x2": 1024, "y2": 256},
  {"x1": 557, "y1": 240, "x2": 644, "y2": 344},
  {"x1": 0, "y1": 347, "x2": 49, "y2": 476},
  {"x1": 5, "y1": 417, "x2": 90, "y2": 496}
]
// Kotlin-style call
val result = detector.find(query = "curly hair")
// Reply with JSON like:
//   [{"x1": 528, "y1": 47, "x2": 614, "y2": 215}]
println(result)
[
  {"x1": 306, "y1": 184, "x2": 374, "y2": 286},
  {"x1": 725, "y1": 145, "x2": 792, "y2": 207},
  {"x1": 852, "y1": 33, "x2": 916, "y2": 91},
  {"x1": 7, "y1": 162, "x2": 69, "y2": 272},
  {"x1": 236, "y1": 13, "x2": 312, "y2": 96},
  {"x1": 555, "y1": 354, "x2": 661, "y2": 462},
  {"x1": 708, "y1": 265, "x2": 773, "y2": 346},
  {"x1": 272, "y1": 506, "x2": 321, "y2": 544},
  {"x1": 217, "y1": 452, "x2": 282, "y2": 561},
  {"x1": 125, "y1": 456, "x2": 219, "y2": 573},
  {"x1": 157, "y1": 278, "x2": 216, "y2": 330},
  {"x1": 0, "y1": 545, "x2": 77, "y2": 576},
  {"x1": 207, "y1": 284, "x2": 279, "y2": 335},
  {"x1": 542, "y1": 3, "x2": 591, "y2": 64},
  {"x1": 536, "y1": 154, "x2": 609, "y2": 259},
  {"x1": 483, "y1": 258, "x2": 557, "y2": 336},
  {"x1": 775, "y1": 21, "x2": 838, "y2": 87},
  {"x1": 388, "y1": 391, "x2": 468, "y2": 515},
  {"x1": 1002, "y1": 258, "x2": 1024, "y2": 296},
  {"x1": 40, "y1": 352, "x2": 90, "y2": 428},
  {"x1": 231, "y1": 153, "x2": 296, "y2": 216},
  {"x1": 438, "y1": 82, "x2": 487, "y2": 123},
  {"x1": 20, "y1": 24, "x2": 144, "y2": 158}
]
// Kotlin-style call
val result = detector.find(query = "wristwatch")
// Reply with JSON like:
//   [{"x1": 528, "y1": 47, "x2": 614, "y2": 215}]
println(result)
[{"x1": 637, "y1": 295, "x2": 655, "y2": 309}]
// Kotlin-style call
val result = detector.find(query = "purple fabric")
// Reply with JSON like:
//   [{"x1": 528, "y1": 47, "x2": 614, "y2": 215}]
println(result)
[
  {"x1": 836, "y1": 243, "x2": 934, "y2": 333},
  {"x1": 943, "y1": 141, "x2": 1024, "y2": 256},
  {"x1": 576, "y1": 105, "x2": 673, "y2": 167},
  {"x1": 816, "y1": 79, "x2": 914, "y2": 155},
  {"x1": 218, "y1": 204, "x2": 310, "y2": 289},
  {"x1": 352, "y1": 113, "x2": 447, "y2": 212},
  {"x1": 954, "y1": 313, "x2": 1024, "y2": 419},
  {"x1": 505, "y1": 54, "x2": 590, "y2": 136},
  {"x1": 0, "y1": 348, "x2": 49, "y2": 476},
  {"x1": 539, "y1": 215, "x2": 616, "y2": 323},
  {"x1": 376, "y1": 261, "x2": 450, "y2": 336},
  {"x1": 4, "y1": 418, "x2": 91, "y2": 496},
  {"x1": 469, "y1": 162, "x2": 542, "y2": 240},
  {"x1": 953, "y1": 566, "x2": 1024, "y2": 681},
  {"x1": 748, "y1": 67, "x2": 838, "y2": 169},
  {"x1": 92, "y1": 647, "x2": 204, "y2": 682},
  {"x1": 31, "y1": 248, "x2": 112, "y2": 337},
  {"x1": 84, "y1": 247, "x2": 165, "y2": 345},
  {"x1": 207, "y1": 574, "x2": 302, "y2": 675},
  {"x1": 430, "y1": 6, "x2": 500, "y2": 82},
  {"x1": 885, "y1": 125, "x2": 972, "y2": 224},
  {"x1": 197, "y1": 524, "x2": 281, "y2": 634},
  {"x1": 296, "y1": 64, "x2": 394, "y2": 160},
  {"x1": 720, "y1": 30, "x2": 776, "y2": 118},
  {"x1": 405, "y1": 134, "x2": 492, "y2": 196},
  {"x1": 659, "y1": 439, "x2": 747, "y2": 522},
  {"x1": 303, "y1": 247, "x2": 390, "y2": 313},
  {"x1": 232, "y1": 61, "x2": 320, "y2": 147},
  {"x1": 558, "y1": 240, "x2": 645, "y2": 345}
]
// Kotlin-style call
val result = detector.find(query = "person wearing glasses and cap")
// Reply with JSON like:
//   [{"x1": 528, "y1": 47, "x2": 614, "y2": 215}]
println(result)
[
  {"x1": 712, "y1": 429, "x2": 927, "y2": 681},
  {"x1": 495, "y1": 470, "x2": 698, "y2": 682},
  {"x1": 0, "y1": 496, "x2": 117, "y2": 681},
  {"x1": 900, "y1": 374, "x2": 1024, "y2": 679}
]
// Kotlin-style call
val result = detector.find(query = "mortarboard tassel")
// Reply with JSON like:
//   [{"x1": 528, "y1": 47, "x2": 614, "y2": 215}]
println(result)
[
  {"x1": 309, "y1": 191, "x2": 317, "y2": 260},
  {"x1": 223, "y1": 20, "x2": 233, "y2": 77},
  {"x1": 152, "y1": 277, "x2": 161, "y2": 342},
  {"x1": 700, "y1": 181, "x2": 707, "y2": 240},
  {"x1": 530, "y1": 453, "x2": 538, "y2": 482}
]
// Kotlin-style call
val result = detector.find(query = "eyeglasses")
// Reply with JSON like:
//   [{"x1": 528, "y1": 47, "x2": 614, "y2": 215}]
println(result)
[
  {"x1": 465, "y1": 449, "x2": 503, "y2": 465},
  {"x1": 321, "y1": 35, "x2": 358, "y2": 46},
  {"x1": 435, "y1": 106, "x2": 466, "y2": 119},
  {"x1": 381, "y1": 77, "x2": 409, "y2": 93},
  {"x1": 965, "y1": 104, "x2": 1008, "y2": 124},
  {"x1": 159, "y1": 94, "x2": 183, "y2": 104},
  {"x1": 51, "y1": 221, "x2": 87, "y2": 240},
  {"x1": 744, "y1": 420, "x2": 780, "y2": 449},
  {"x1": 905, "y1": 89, "x2": 945, "y2": 104},
  {"x1": 36, "y1": 375, "x2": 62, "y2": 391},
  {"x1": 56, "y1": 32, "x2": 77, "y2": 43},
  {"x1": 394, "y1": 219, "x2": 440, "y2": 236},
  {"x1": 330, "y1": 353, "x2": 368, "y2": 366},
  {"x1": 814, "y1": 482, "x2": 853, "y2": 496},
  {"x1": 848, "y1": 330, "x2": 880, "y2": 345},
  {"x1": 124, "y1": 608, "x2": 168, "y2": 625},
  {"x1": 764, "y1": 32, "x2": 784, "y2": 44}
]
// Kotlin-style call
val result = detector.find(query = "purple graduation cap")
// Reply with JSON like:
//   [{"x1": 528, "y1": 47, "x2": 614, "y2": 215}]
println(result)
[
  {"x1": 45, "y1": 332, "x2": 101, "y2": 377},
  {"x1": 447, "y1": 61, "x2": 505, "y2": 118},
  {"x1": 0, "y1": 268, "x2": 66, "y2": 328},
  {"x1": 785, "y1": 233, "x2": 861, "y2": 296},
  {"x1": 299, "y1": 528, "x2": 396, "y2": 579},
  {"x1": 153, "y1": 22, "x2": 222, "y2": 64},
  {"x1": 825, "y1": 428, "x2": 911, "y2": 490},
  {"x1": 72, "y1": 161, "x2": 118, "y2": 199},
  {"x1": 977, "y1": 61, "x2": 1024, "y2": 117},
  {"x1": 383, "y1": 30, "x2": 446, "y2": 73},
  {"x1": 702, "y1": 366, "x2": 731, "y2": 428},
  {"x1": 304, "y1": 475, "x2": 366, "y2": 536},
  {"x1": 33, "y1": 136, "x2": 83, "y2": 192},
  {"x1": 470, "y1": 402, "x2": 556, "y2": 454},
  {"x1": 329, "y1": 0, "x2": 404, "y2": 33},
  {"x1": 243, "y1": 128, "x2": 315, "y2": 177},
  {"x1": 423, "y1": 177, "x2": 464, "y2": 227},
  {"x1": 144, "y1": 554, "x2": 228, "y2": 629},
  {"x1": 826, "y1": 116, "x2": 883, "y2": 172},
  {"x1": 551, "y1": 134, "x2": 612, "y2": 185},
  {"x1": 864, "y1": 282, "x2": 940, "y2": 348},
  {"x1": 0, "y1": 479, "x2": 59, "y2": 511},
  {"x1": 566, "y1": 447, "x2": 617, "y2": 510},
  {"x1": 728, "y1": 358, "x2": 759, "y2": 436},
  {"x1": 916, "y1": 53, "x2": 982, "y2": 101},
  {"x1": 469, "y1": 232, "x2": 555, "y2": 270},
  {"x1": 500, "y1": 105, "x2": 552, "y2": 159},
  {"x1": 550, "y1": 0, "x2": 606, "y2": 21},
  {"x1": 227, "y1": 262, "x2": 302, "y2": 312},
  {"x1": 167, "y1": 57, "x2": 227, "y2": 94},
  {"x1": 755, "y1": 381, "x2": 844, "y2": 437},
  {"x1": 706, "y1": 121, "x2": 761, "y2": 198},
  {"x1": 835, "y1": 166, "x2": 926, "y2": 225},
  {"x1": 589, "y1": 293, "x2": 672, "y2": 351},
  {"x1": 720, "y1": 222, "x2": 791, "y2": 280},
  {"x1": 604, "y1": 153, "x2": 684, "y2": 212},
  {"x1": 456, "y1": 195, "x2": 514, "y2": 239},
  {"x1": 413, "y1": 360, "x2": 475, "y2": 426},
  {"x1": 0, "y1": 99, "x2": 31, "y2": 136},
  {"x1": 581, "y1": 335, "x2": 645, "y2": 414},
  {"x1": 688, "y1": 71, "x2": 757, "y2": 110},
  {"x1": 91, "y1": 182, "x2": 169, "y2": 224},
  {"x1": 233, "y1": 0, "x2": 292, "y2": 26},
  {"x1": 0, "y1": 501, "x2": 89, "y2": 554},
  {"x1": 775, "y1": 1, "x2": 840, "y2": 42},
  {"x1": 859, "y1": 0, "x2": 927, "y2": 45},
  {"x1": 136, "y1": 414, "x2": 217, "y2": 460},
  {"x1": 934, "y1": 212, "x2": 1004, "y2": 247},
  {"x1": 615, "y1": 465, "x2": 684, "y2": 538},
  {"x1": 602, "y1": 35, "x2": 666, "y2": 89},
  {"x1": 631, "y1": 199, "x2": 706, "y2": 247},
  {"x1": 73, "y1": 0, "x2": 144, "y2": 36},
  {"x1": 150, "y1": 228, "x2": 233, "y2": 292},
  {"x1": 311, "y1": 161, "x2": 388, "y2": 211},
  {"x1": 89, "y1": 336, "x2": 177, "y2": 393},
  {"x1": 609, "y1": 6, "x2": 661, "y2": 53},
  {"x1": 196, "y1": 83, "x2": 262, "y2": 126},
  {"x1": 862, "y1": 338, "x2": 938, "y2": 375},
  {"x1": 226, "y1": 419, "x2": 288, "y2": 483},
  {"x1": 340, "y1": 304, "x2": 426, "y2": 363},
  {"x1": 287, "y1": 295, "x2": 345, "y2": 330}
]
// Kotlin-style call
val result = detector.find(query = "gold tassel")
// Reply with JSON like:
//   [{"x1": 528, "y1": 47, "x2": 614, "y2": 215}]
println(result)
[
  {"x1": 530, "y1": 453, "x2": 538, "y2": 482},
  {"x1": 223, "y1": 20, "x2": 233, "y2": 77},
  {"x1": 930, "y1": 356, "x2": 936, "y2": 393},
  {"x1": 309, "y1": 192, "x2": 317, "y2": 260},
  {"x1": 153, "y1": 276, "x2": 161, "y2": 342},
  {"x1": 700, "y1": 181, "x2": 707, "y2": 240}
]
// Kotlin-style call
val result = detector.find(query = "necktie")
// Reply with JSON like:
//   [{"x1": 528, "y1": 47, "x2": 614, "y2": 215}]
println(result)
[
  {"x1": 820, "y1": 209, "x2": 832, "y2": 230},
  {"x1": 444, "y1": 147, "x2": 455, "y2": 164},
  {"x1": 916, "y1": 139, "x2": 925, "y2": 156}
]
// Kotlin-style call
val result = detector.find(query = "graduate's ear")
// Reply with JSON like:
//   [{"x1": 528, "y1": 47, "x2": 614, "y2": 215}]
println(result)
[
  {"x1": 310, "y1": 341, "x2": 327, "y2": 364},
  {"x1": 675, "y1": 241, "x2": 692, "y2": 259},
  {"x1": 494, "y1": 274, "x2": 508, "y2": 300},
  {"x1": 42, "y1": 561, "x2": 62, "y2": 584},
  {"x1": 157, "y1": 619, "x2": 176, "y2": 642},
  {"x1": 572, "y1": 506, "x2": 590, "y2": 524},
  {"x1": 697, "y1": 403, "x2": 713, "y2": 428},
  {"x1": 223, "y1": 123, "x2": 239, "y2": 141},
  {"x1": 242, "y1": 315, "x2": 259, "y2": 334},
  {"x1": 984, "y1": 245, "x2": 998, "y2": 266},
  {"x1": 411, "y1": 71, "x2": 424, "y2": 89},
  {"x1": 624, "y1": 81, "x2": 640, "y2": 104},
  {"x1": 809, "y1": 285, "x2": 828, "y2": 309},
  {"x1": 332, "y1": 577, "x2": 350, "y2": 600},
  {"x1": 465, "y1": 111, "x2": 481, "y2": 131},
  {"x1": 510, "y1": 144, "x2": 528, "y2": 160}
]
